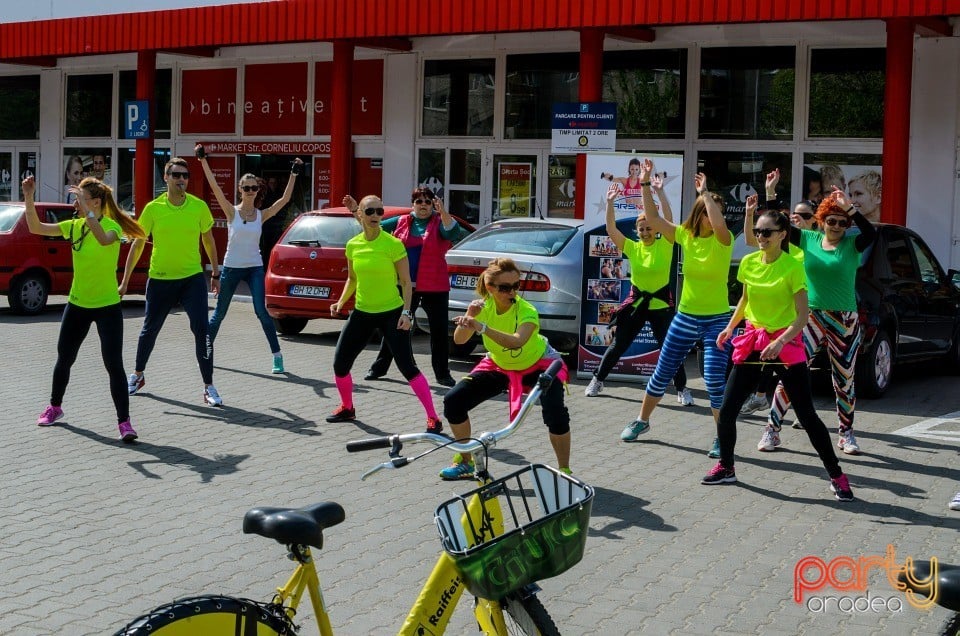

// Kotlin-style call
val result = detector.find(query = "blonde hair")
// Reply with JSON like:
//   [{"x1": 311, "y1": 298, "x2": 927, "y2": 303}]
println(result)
[
  {"x1": 682, "y1": 192, "x2": 724, "y2": 238},
  {"x1": 78, "y1": 177, "x2": 146, "y2": 241},
  {"x1": 848, "y1": 170, "x2": 881, "y2": 199},
  {"x1": 475, "y1": 257, "x2": 521, "y2": 297}
]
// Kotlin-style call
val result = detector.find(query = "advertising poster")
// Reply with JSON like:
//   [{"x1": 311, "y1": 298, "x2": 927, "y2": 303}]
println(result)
[
  {"x1": 803, "y1": 162, "x2": 882, "y2": 222},
  {"x1": 497, "y1": 162, "x2": 532, "y2": 218},
  {"x1": 577, "y1": 152, "x2": 684, "y2": 381}
]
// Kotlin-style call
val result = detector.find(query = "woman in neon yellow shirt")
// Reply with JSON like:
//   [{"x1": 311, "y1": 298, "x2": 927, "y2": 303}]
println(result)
[
  {"x1": 327, "y1": 195, "x2": 441, "y2": 432},
  {"x1": 24, "y1": 176, "x2": 146, "y2": 442},
  {"x1": 704, "y1": 209, "x2": 854, "y2": 502},
  {"x1": 440, "y1": 258, "x2": 571, "y2": 480}
]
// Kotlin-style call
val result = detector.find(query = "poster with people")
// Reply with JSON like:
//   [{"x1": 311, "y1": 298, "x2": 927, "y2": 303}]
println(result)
[
  {"x1": 62, "y1": 150, "x2": 112, "y2": 203},
  {"x1": 578, "y1": 152, "x2": 684, "y2": 381},
  {"x1": 802, "y1": 162, "x2": 882, "y2": 222}
]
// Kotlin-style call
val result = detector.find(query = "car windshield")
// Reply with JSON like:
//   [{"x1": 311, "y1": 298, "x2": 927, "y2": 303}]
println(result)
[
  {"x1": 455, "y1": 223, "x2": 577, "y2": 256},
  {"x1": 0, "y1": 204, "x2": 24, "y2": 232},
  {"x1": 281, "y1": 215, "x2": 361, "y2": 248}
]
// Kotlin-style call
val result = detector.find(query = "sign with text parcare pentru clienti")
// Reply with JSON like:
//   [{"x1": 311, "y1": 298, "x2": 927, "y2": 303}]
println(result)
[{"x1": 551, "y1": 103, "x2": 617, "y2": 153}]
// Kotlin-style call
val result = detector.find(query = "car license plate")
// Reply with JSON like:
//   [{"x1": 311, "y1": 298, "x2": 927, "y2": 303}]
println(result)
[
  {"x1": 289, "y1": 285, "x2": 331, "y2": 298},
  {"x1": 451, "y1": 274, "x2": 478, "y2": 289}
]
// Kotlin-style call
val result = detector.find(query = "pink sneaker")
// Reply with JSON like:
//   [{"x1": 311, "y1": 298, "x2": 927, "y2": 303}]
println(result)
[
  {"x1": 37, "y1": 405, "x2": 64, "y2": 426},
  {"x1": 118, "y1": 419, "x2": 138, "y2": 443}
]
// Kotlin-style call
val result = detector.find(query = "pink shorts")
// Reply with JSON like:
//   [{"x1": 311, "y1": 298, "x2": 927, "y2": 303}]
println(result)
[{"x1": 731, "y1": 322, "x2": 806, "y2": 366}]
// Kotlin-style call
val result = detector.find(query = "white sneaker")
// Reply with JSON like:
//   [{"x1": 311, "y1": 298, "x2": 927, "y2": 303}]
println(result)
[
  {"x1": 677, "y1": 388, "x2": 694, "y2": 406},
  {"x1": 950, "y1": 492, "x2": 960, "y2": 511},
  {"x1": 740, "y1": 393, "x2": 769, "y2": 414},
  {"x1": 127, "y1": 372, "x2": 145, "y2": 395},
  {"x1": 584, "y1": 376, "x2": 604, "y2": 397},
  {"x1": 837, "y1": 429, "x2": 861, "y2": 455},
  {"x1": 757, "y1": 425, "x2": 781, "y2": 452},
  {"x1": 204, "y1": 384, "x2": 223, "y2": 407}
]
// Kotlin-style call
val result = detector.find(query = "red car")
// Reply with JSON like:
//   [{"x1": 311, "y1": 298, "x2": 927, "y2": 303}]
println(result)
[
  {"x1": 0, "y1": 201, "x2": 150, "y2": 314},
  {"x1": 265, "y1": 206, "x2": 473, "y2": 335}
]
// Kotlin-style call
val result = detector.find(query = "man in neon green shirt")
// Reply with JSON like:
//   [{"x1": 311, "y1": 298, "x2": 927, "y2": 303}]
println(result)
[{"x1": 120, "y1": 157, "x2": 224, "y2": 406}]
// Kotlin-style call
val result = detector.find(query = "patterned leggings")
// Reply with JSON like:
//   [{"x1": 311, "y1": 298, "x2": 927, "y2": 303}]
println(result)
[
  {"x1": 769, "y1": 309, "x2": 861, "y2": 432},
  {"x1": 645, "y1": 311, "x2": 731, "y2": 409}
]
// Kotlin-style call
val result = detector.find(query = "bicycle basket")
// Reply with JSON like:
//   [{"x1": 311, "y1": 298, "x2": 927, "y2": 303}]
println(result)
[{"x1": 434, "y1": 463, "x2": 594, "y2": 599}]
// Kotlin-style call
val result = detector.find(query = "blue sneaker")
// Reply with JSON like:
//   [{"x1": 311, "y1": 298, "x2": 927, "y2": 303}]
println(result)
[
  {"x1": 439, "y1": 459, "x2": 475, "y2": 480},
  {"x1": 272, "y1": 354, "x2": 284, "y2": 374},
  {"x1": 707, "y1": 437, "x2": 721, "y2": 458},
  {"x1": 620, "y1": 420, "x2": 650, "y2": 442}
]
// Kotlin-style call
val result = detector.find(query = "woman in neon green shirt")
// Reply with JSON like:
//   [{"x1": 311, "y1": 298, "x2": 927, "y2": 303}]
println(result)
[
  {"x1": 440, "y1": 258, "x2": 571, "y2": 480},
  {"x1": 704, "y1": 209, "x2": 854, "y2": 502},
  {"x1": 327, "y1": 195, "x2": 441, "y2": 432},
  {"x1": 24, "y1": 176, "x2": 146, "y2": 442}
]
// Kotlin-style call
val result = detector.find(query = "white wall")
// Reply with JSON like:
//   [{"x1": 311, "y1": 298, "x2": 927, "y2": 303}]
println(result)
[{"x1": 0, "y1": 0, "x2": 267, "y2": 23}]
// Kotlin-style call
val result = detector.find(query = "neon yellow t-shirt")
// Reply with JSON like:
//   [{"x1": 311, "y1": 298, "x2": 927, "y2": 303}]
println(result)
[
  {"x1": 345, "y1": 230, "x2": 407, "y2": 313},
  {"x1": 476, "y1": 296, "x2": 547, "y2": 371},
  {"x1": 138, "y1": 193, "x2": 214, "y2": 280},
  {"x1": 737, "y1": 250, "x2": 807, "y2": 331},
  {"x1": 58, "y1": 217, "x2": 122, "y2": 308},
  {"x1": 675, "y1": 225, "x2": 733, "y2": 315},
  {"x1": 622, "y1": 236, "x2": 673, "y2": 311}
]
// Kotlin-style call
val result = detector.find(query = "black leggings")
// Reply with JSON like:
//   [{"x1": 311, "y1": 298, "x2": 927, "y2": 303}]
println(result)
[
  {"x1": 333, "y1": 307, "x2": 422, "y2": 380},
  {"x1": 368, "y1": 290, "x2": 449, "y2": 378},
  {"x1": 594, "y1": 306, "x2": 686, "y2": 389},
  {"x1": 51, "y1": 302, "x2": 129, "y2": 422},
  {"x1": 443, "y1": 368, "x2": 570, "y2": 435},
  {"x1": 716, "y1": 355, "x2": 841, "y2": 478}
]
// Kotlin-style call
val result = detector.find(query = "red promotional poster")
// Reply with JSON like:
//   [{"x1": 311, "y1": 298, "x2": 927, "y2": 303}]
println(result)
[
  {"x1": 180, "y1": 68, "x2": 238, "y2": 134},
  {"x1": 313, "y1": 156, "x2": 330, "y2": 209},
  {"x1": 314, "y1": 60, "x2": 383, "y2": 135},
  {"x1": 243, "y1": 62, "x2": 309, "y2": 136}
]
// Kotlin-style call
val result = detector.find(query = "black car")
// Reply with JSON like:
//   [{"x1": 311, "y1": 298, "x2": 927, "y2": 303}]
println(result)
[{"x1": 725, "y1": 223, "x2": 960, "y2": 397}]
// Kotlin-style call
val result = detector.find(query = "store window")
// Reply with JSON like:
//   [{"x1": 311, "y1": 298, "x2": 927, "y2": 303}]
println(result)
[
  {"x1": 547, "y1": 155, "x2": 576, "y2": 218},
  {"x1": 802, "y1": 153, "x2": 881, "y2": 219},
  {"x1": 116, "y1": 147, "x2": 171, "y2": 212},
  {"x1": 697, "y1": 150, "x2": 793, "y2": 235},
  {"x1": 603, "y1": 49, "x2": 686, "y2": 138},
  {"x1": 699, "y1": 47, "x2": 795, "y2": 140},
  {"x1": 417, "y1": 147, "x2": 482, "y2": 225},
  {"x1": 0, "y1": 75, "x2": 40, "y2": 139},
  {"x1": 65, "y1": 74, "x2": 113, "y2": 138},
  {"x1": 808, "y1": 48, "x2": 884, "y2": 138},
  {"x1": 422, "y1": 59, "x2": 495, "y2": 137},
  {"x1": 505, "y1": 53, "x2": 579, "y2": 139},
  {"x1": 118, "y1": 69, "x2": 172, "y2": 139}
]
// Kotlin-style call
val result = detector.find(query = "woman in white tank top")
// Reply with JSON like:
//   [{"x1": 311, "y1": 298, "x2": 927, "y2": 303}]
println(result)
[{"x1": 196, "y1": 143, "x2": 302, "y2": 374}]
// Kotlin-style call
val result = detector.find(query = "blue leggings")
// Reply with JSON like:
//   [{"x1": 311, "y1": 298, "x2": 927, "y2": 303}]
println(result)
[
  {"x1": 645, "y1": 311, "x2": 731, "y2": 409},
  {"x1": 208, "y1": 265, "x2": 281, "y2": 354}
]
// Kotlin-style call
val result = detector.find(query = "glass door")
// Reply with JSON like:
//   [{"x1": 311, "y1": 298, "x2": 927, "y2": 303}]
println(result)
[
  {"x1": 417, "y1": 146, "x2": 482, "y2": 225},
  {"x1": 490, "y1": 153, "x2": 538, "y2": 221},
  {"x1": 0, "y1": 148, "x2": 38, "y2": 202}
]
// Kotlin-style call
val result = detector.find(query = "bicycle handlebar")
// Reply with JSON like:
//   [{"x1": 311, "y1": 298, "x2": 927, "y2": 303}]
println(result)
[{"x1": 347, "y1": 358, "x2": 564, "y2": 480}]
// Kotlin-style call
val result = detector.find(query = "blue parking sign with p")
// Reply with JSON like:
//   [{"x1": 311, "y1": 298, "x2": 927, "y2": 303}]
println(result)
[{"x1": 124, "y1": 100, "x2": 150, "y2": 139}]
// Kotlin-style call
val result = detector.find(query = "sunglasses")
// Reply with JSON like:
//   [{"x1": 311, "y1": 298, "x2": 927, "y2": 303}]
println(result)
[
  {"x1": 241, "y1": 185, "x2": 259, "y2": 193},
  {"x1": 796, "y1": 212, "x2": 814, "y2": 220},
  {"x1": 491, "y1": 282, "x2": 521, "y2": 293},
  {"x1": 362, "y1": 207, "x2": 385, "y2": 216},
  {"x1": 413, "y1": 198, "x2": 433, "y2": 205},
  {"x1": 824, "y1": 217, "x2": 850, "y2": 228},
  {"x1": 752, "y1": 227, "x2": 781, "y2": 238},
  {"x1": 169, "y1": 171, "x2": 190, "y2": 179}
]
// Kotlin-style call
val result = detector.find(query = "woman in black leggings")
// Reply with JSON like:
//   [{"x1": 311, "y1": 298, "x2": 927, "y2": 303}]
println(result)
[{"x1": 24, "y1": 175, "x2": 146, "y2": 442}]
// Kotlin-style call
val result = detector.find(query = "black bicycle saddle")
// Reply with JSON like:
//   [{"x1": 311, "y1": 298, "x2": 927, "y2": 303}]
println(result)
[{"x1": 243, "y1": 502, "x2": 346, "y2": 549}]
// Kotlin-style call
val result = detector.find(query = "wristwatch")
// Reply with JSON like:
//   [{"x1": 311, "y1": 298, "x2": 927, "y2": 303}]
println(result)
[
  {"x1": 477, "y1": 322, "x2": 487, "y2": 334},
  {"x1": 401, "y1": 309, "x2": 413, "y2": 319},
  {"x1": 86, "y1": 211, "x2": 95, "y2": 220}
]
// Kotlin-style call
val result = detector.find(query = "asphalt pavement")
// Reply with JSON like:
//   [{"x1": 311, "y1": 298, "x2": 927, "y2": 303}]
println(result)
[{"x1": 1, "y1": 296, "x2": 958, "y2": 635}]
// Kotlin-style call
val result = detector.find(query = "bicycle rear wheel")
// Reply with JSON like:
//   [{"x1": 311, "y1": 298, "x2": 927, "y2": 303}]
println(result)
[
  {"x1": 501, "y1": 592, "x2": 560, "y2": 636},
  {"x1": 113, "y1": 595, "x2": 295, "y2": 635}
]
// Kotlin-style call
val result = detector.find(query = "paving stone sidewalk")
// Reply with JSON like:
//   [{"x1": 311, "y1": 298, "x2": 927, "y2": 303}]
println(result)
[{"x1": 1, "y1": 298, "x2": 958, "y2": 635}]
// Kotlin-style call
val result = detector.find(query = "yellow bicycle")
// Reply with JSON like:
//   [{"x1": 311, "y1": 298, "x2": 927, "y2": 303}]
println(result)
[{"x1": 114, "y1": 359, "x2": 594, "y2": 635}]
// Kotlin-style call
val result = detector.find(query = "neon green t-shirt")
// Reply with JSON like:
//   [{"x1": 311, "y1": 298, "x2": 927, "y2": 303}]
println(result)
[
  {"x1": 139, "y1": 193, "x2": 214, "y2": 280},
  {"x1": 58, "y1": 217, "x2": 122, "y2": 308},
  {"x1": 675, "y1": 225, "x2": 733, "y2": 315},
  {"x1": 345, "y1": 230, "x2": 407, "y2": 313},
  {"x1": 737, "y1": 250, "x2": 807, "y2": 331},
  {"x1": 621, "y1": 236, "x2": 673, "y2": 311},
  {"x1": 799, "y1": 229, "x2": 860, "y2": 311},
  {"x1": 476, "y1": 296, "x2": 547, "y2": 371}
]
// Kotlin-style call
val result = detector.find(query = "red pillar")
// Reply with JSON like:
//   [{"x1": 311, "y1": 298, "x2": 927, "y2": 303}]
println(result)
[
  {"x1": 134, "y1": 50, "x2": 156, "y2": 216},
  {"x1": 331, "y1": 41, "x2": 354, "y2": 203},
  {"x1": 575, "y1": 29, "x2": 604, "y2": 220},
  {"x1": 882, "y1": 19, "x2": 913, "y2": 226}
]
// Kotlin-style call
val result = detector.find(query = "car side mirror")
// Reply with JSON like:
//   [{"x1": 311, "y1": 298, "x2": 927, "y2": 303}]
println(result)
[{"x1": 948, "y1": 268, "x2": 960, "y2": 291}]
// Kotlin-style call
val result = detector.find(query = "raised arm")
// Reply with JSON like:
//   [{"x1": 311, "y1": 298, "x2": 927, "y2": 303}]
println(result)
[
  {"x1": 262, "y1": 159, "x2": 303, "y2": 222},
  {"x1": 699, "y1": 173, "x2": 732, "y2": 246},
  {"x1": 832, "y1": 187, "x2": 877, "y2": 251},
  {"x1": 640, "y1": 159, "x2": 676, "y2": 242},
  {"x1": 70, "y1": 186, "x2": 118, "y2": 246},
  {"x1": 650, "y1": 172, "x2": 674, "y2": 223},
  {"x1": 21, "y1": 177, "x2": 62, "y2": 237},
  {"x1": 744, "y1": 193, "x2": 759, "y2": 248},
  {"x1": 604, "y1": 184, "x2": 627, "y2": 251},
  {"x1": 196, "y1": 144, "x2": 235, "y2": 224}
]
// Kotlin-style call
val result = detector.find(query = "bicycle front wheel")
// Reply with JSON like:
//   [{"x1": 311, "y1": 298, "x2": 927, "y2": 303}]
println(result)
[
  {"x1": 113, "y1": 595, "x2": 295, "y2": 635},
  {"x1": 501, "y1": 592, "x2": 560, "y2": 636}
]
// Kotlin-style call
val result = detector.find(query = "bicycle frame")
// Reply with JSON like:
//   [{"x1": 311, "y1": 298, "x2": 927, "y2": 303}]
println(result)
[{"x1": 273, "y1": 476, "x2": 510, "y2": 636}]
